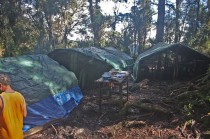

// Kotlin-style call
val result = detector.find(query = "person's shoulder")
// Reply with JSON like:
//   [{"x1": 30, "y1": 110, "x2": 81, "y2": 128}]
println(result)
[
  {"x1": 15, "y1": 91, "x2": 22, "y2": 94},
  {"x1": 15, "y1": 92, "x2": 26, "y2": 102},
  {"x1": 0, "y1": 92, "x2": 6, "y2": 97},
  {"x1": 15, "y1": 91, "x2": 24, "y2": 97}
]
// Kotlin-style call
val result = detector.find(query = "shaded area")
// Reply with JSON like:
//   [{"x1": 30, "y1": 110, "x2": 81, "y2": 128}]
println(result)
[
  {"x1": 27, "y1": 76, "x2": 209, "y2": 138},
  {"x1": 133, "y1": 43, "x2": 210, "y2": 82},
  {"x1": 0, "y1": 54, "x2": 83, "y2": 131},
  {"x1": 48, "y1": 47, "x2": 134, "y2": 89},
  {"x1": 48, "y1": 48, "x2": 112, "y2": 89}
]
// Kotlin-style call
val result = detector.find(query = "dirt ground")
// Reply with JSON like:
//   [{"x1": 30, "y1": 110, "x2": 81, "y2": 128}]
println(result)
[{"x1": 26, "y1": 79, "x2": 206, "y2": 139}]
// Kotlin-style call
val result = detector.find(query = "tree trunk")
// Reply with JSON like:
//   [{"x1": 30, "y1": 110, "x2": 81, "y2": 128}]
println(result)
[
  {"x1": 195, "y1": 0, "x2": 200, "y2": 32},
  {"x1": 208, "y1": 0, "x2": 210, "y2": 22},
  {"x1": 88, "y1": 0, "x2": 94, "y2": 46},
  {"x1": 46, "y1": 14, "x2": 54, "y2": 51},
  {"x1": 174, "y1": 0, "x2": 181, "y2": 43},
  {"x1": 155, "y1": 0, "x2": 165, "y2": 43},
  {"x1": 88, "y1": 0, "x2": 100, "y2": 47}
]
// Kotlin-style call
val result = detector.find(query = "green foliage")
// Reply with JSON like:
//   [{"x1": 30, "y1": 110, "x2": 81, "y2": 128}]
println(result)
[
  {"x1": 180, "y1": 66, "x2": 210, "y2": 128},
  {"x1": 188, "y1": 24, "x2": 210, "y2": 55},
  {"x1": 0, "y1": 0, "x2": 209, "y2": 56},
  {"x1": 87, "y1": 0, "x2": 109, "y2": 48},
  {"x1": 183, "y1": 103, "x2": 193, "y2": 116},
  {"x1": 182, "y1": 1, "x2": 210, "y2": 55},
  {"x1": 0, "y1": 0, "x2": 88, "y2": 56}
]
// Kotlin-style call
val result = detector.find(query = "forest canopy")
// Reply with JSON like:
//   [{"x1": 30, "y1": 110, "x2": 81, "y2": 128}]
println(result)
[{"x1": 0, "y1": 0, "x2": 210, "y2": 57}]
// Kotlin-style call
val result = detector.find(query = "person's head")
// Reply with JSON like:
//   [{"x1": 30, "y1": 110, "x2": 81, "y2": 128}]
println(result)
[{"x1": 0, "y1": 74, "x2": 11, "y2": 91}]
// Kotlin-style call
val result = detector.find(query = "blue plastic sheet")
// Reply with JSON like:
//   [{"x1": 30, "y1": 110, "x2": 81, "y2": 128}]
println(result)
[{"x1": 23, "y1": 86, "x2": 83, "y2": 132}]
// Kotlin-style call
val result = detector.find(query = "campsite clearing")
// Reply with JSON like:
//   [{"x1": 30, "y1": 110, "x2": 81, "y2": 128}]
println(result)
[{"x1": 26, "y1": 78, "x2": 210, "y2": 139}]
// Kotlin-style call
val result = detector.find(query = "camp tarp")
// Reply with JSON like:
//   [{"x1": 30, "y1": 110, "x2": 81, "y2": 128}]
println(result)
[
  {"x1": 133, "y1": 43, "x2": 210, "y2": 82},
  {"x1": 73, "y1": 47, "x2": 132, "y2": 70},
  {"x1": 48, "y1": 48, "x2": 112, "y2": 89},
  {"x1": 0, "y1": 54, "x2": 83, "y2": 132},
  {"x1": 48, "y1": 47, "x2": 134, "y2": 89},
  {"x1": 104, "y1": 47, "x2": 134, "y2": 71}
]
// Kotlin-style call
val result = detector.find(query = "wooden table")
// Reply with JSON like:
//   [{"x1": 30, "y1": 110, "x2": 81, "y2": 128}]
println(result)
[{"x1": 94, "y1": 71, "x2": 130, "y2": 112}]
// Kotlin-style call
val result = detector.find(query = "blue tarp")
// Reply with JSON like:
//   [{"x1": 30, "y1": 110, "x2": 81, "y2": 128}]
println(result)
[
  {"x1": 23, "y1": 86, "x2": 83, "y2": 131},
  {"x1": 0, "y1": 54, "x2": 83, "y2": 132}
]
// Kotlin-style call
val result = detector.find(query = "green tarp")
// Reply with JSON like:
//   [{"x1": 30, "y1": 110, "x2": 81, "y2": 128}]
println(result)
[
  {"x1": 0, "y1": 54, "x2": 83, "y2": 131},
  {"x1": 104, "y1": 47, "x2": 134, "y2": 71},
  {"x1": 133, "y1": 43, "x2": 210, "y2": 82},
  {"x1": 0, "y1": 54, "x2": 78, "y2": 104},
  {"x1": 48, "y1": 47, "x2": 134, "y2": 89},
  {"x1": 48, "y1": 48, "x2": 112, "y2": 89},
  {"x1": 74, "y1": 47, "x2": 133, "y2": 70}
]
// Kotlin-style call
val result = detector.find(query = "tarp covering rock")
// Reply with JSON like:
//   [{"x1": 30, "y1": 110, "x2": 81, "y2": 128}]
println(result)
[{"x1": 0, "y1": 54, "x2": 83, "y2": 132}]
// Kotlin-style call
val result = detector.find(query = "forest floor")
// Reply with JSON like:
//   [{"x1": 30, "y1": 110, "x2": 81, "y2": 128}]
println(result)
[{"x1": 26, "y1": 79, "x2": 209, "y2": 139}]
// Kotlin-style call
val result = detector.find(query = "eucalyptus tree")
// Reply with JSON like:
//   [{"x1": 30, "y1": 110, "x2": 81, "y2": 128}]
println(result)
[
  {"x1": 0, "y1": 0, "x2": 37, "y2": 56},
  {"x1": 208, "y1": 0, "x2": 210, "y2": 17},
  {"x1": 26, "y1": 0, "x2": 58, "y2": 53},
  {"x1": 164, "y1": 5, "x2": 175, "y2": 43},
  {"x1": 0, "y1": 0, "x2": 64, "y2": 55},
  {"x1": 183, "y1": 0, "x2": 210, "y2": 54},
  {"x1": 161, "y1": 0, "x2": 192, "y2": 44},
  {"x1": 103, "y1": 30, "x2": 125, "y2": 50},
  {"x1": 181, "y1": 1, "x2": 200, "y2": 44},
  {"x1": 23, "y1": 0, "x2": 87, "y2": 53},
  {"x1": 95, "y1": 0, "x2": 133, "y2": 52},
  {"x1": 134, "y1": 0, "x2": 153, "y2": 51},
  {"x1": 0, "y1": 0, "x2": 19, "y2": 56},
  {"x1": 163, "y1": 0, "x2": 210, "y2": 54},
  {"x1": 164, "y1": 0, "x2": 184, "y2": 43},
  {"x1": 88, "y1": 0, "x2": 108, "y2": 47},
  {"x1": 112, "y1": 0, "x2": 153, "y2": 55},
  {"x1": 155, "y1": 0, "x2": 165, "y2": 43},
  {"x1": 58, "y1": 0, "x2": 88, "y2": 48},
  {"x1": 174, "y1": 0, "x2": 183, "y2": 43}
]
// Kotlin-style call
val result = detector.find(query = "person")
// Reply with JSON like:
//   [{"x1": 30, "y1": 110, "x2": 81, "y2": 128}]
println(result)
[{"x1": 0, "y1": 74, "x2": 27, "y2": 139}]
